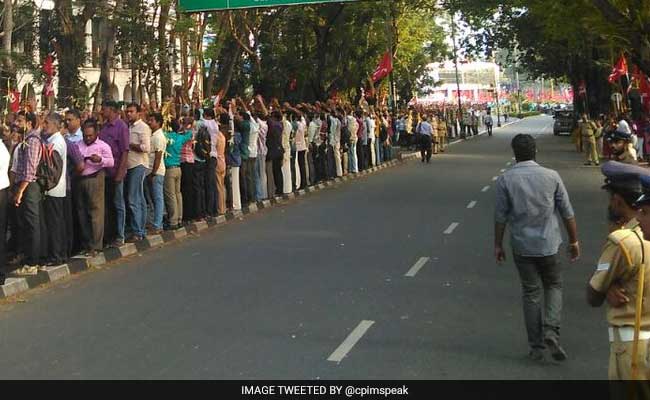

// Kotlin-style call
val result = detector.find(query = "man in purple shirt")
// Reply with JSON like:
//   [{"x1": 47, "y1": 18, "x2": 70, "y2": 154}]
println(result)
[
  {"x1": 99, "y1": 101, "x2": 129, "y2": 247},
  {"x1": 12, "y1": 111, "x2": 42, "y2": 273},
  {"x1": 74, "y1": 119, "x2": 114, "y2": 256}
]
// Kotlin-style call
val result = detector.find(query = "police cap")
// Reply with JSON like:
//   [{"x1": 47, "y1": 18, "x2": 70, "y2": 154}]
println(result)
[
  {"x1": 601, "y1": 161, "x2": 650, "y2": 194},
  {"x1": 634, "y1": 174, "x2": 650, "y2": 207},
  {"x1": 606, "y1": 130, "x2": 633, "y2": 143}
]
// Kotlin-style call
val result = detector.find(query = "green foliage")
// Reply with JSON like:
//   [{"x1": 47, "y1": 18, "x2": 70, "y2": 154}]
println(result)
[{"x1": 218, "y1": 0, "x2": 447, "y2": 103}]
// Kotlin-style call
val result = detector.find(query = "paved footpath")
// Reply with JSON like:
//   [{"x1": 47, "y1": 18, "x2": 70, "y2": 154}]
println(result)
[{"x1": 0, "y1": 115, "x2": 611, "y2": 379}]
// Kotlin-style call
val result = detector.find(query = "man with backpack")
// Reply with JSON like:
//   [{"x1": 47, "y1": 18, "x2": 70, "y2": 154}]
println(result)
[
  {"x1": 12, "y1": 111, "x2": 43, "y2": 274},
  {"x1": 42, "y1": 113, "x2": 67, "y2": 266}
]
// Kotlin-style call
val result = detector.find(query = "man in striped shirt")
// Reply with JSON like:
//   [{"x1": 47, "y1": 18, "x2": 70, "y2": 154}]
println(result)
[{"x1": 12, "y1": 111, "x2": 42, "y2": 274}]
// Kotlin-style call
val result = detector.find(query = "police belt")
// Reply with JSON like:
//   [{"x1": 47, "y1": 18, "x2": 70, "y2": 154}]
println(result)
[{"x1": 609, "y1": 326, "x2": 650, "y2": 342}]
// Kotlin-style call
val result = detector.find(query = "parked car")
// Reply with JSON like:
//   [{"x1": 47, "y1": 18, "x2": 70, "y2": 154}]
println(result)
[{"x1": 553, "y1": 110, "x2": 575, "y2": 135}]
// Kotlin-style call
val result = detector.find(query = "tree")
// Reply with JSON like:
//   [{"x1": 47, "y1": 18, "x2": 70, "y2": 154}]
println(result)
[{"x1": 52, "y1": 0, "x2": 97, "y2": 108}]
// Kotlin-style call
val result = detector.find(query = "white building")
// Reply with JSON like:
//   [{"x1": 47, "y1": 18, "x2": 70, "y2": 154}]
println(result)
[
  {"x1": 417, "y1": 61, "x2": 504, "y2": 105},
  {"x1": 16, "y1": 0, "x2": 187, "y2": 109}
]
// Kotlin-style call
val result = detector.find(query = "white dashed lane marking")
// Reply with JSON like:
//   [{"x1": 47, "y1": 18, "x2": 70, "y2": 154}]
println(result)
[
  {"x1": 327, "y1": 320, "x2": 375, "y2": 363},
  {"x1": 467, "y1": 201, "x2": 477, "y2": 209},
  {"x1": 492, "y1": 176, "x2": 499, "y2": 181},
  {"x1": 405, "y1": 257, "x2": 430, "y2": 277},
  {"x1": 482, "y1": 186, "x2": 490, "y2": 192},
  {"x1": 500, "y1": 169, "x2": 506, "y2": 173},
  {"x1": 444, "y1": 223, "x2": 460, "y2": 235}
]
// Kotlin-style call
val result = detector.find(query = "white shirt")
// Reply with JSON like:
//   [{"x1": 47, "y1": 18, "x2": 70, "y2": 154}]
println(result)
[
  {"x1": 0, "y1": 141, "x2": 10, "y2": 190},
  {"x1": 282, "y1": 118, "x2": 292, "y2": 161},
  {"x1": 46, "y1": 132, "x2": 67, "y2": 198},
  {"x1": 149, "y1": 128, "x2": 167, "y2": 176},
  {"x1": 295, "y1": 117, "x2": 308, "y2": 152},
  {"x1": 366, "y1": 117, "x2": 376, "y2": 141},
  {"x1": 248, "y1": 114, "x2": 259, "y2": 158},
  {"x1": 202, "y1": 118, "x2": 219, "y2": 158},
  {"x1": 347, "y1": 116, "x2": 359, "y2": 143},
  {"x1": 308, "y1": 119, "x2": 321, "y2": 145}
]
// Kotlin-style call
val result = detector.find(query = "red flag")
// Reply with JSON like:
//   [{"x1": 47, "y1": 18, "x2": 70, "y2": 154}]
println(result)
[
  {"x1": 8, "y1": 89, "x2": 20, "y2": 112},
  {"x1": 188, "y1": 64, "x2": 197, "y2": 90},
  {"x1": 608, "y1": 55, "x2": 628, "y2": 83},
  {"x1": 43, "y1": 55, "x2": 54, "y2": 77},
  {"x1": 372, "y1": 51, "x2": 393, "y2": 83}
]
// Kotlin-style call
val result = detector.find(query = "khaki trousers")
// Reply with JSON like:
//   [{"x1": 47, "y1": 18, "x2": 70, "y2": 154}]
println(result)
[
  {"x1": 609, "y1": 338, "x2": 650, "y2": 381},
  {"x1": 583, "y1": 135, "x2": 599, "y2": 164},
  {"x1": 163, "y1": 167, "x2": 183, "y2": 227},
  {"x1": 216, "y1": 167, "x2": 226, "y2": 215},
  {"x1": 608, "y1": 338, "x2": 650, "y2": 400}
]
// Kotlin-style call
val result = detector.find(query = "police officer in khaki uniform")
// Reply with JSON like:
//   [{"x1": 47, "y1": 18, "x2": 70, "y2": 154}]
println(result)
[
  {"x1": 580, "y1": 113, "x2": 600, "y2": 166},
  {"x1": 437, "y1": 113, "x2": 447, "y2": 153},
  {"x1": 588, "y1": 162, "x2": 650, "y2": 393}
]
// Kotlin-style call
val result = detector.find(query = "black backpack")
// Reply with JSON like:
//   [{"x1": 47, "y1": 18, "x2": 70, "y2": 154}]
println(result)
[
  {"x1": 22, "y1": 135, "x2": 63, "y2": 191},
  {"x1": 194, "y1": 126, "x2": 211, "y2": 161},
  {"x1": 341, "y1": 122, "x2": 351, "y2": 147}
]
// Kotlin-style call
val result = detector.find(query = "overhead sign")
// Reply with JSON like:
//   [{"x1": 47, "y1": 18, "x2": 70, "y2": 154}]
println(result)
[{"x1": 180, "y1": 0, "x2": 358, "y2": 12}]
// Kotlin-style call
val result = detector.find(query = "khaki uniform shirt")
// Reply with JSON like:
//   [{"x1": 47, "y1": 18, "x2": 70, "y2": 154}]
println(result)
[
  {"x1": 616, "y1": 150, "x2": 639, "y2": 165},
  {"x1": 590, "y1": 219, "x2": 650, "y2": 329},
  {"x1": 580, "y1": 120, "x2": 598, "y2": 137}
]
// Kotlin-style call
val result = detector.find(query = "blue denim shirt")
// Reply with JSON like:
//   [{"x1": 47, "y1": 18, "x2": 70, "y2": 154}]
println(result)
[{"x1": 495, "y1": 161, "x2": 575, "y2": 257}]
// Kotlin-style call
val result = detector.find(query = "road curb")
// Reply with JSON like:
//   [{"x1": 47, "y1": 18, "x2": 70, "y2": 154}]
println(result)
[{"x1": 0, "y1": 152, "x2": 412, "y2": 300}]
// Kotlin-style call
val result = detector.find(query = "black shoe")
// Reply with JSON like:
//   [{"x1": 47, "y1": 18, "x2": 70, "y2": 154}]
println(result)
[{"x1": 544, "y1": 337, "x2": 567, "y2": 361}]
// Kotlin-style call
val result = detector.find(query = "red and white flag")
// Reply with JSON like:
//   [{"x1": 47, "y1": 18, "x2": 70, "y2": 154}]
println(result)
[
  {"x1": 372, "y1": 51, "x2": 393, "y2": 83},
  {"x1": 608, "y1": 55, "x2": 628, "y2": 84},
  {"x1": 8, "y1": 89, "x2": 20, "y2": 112}
]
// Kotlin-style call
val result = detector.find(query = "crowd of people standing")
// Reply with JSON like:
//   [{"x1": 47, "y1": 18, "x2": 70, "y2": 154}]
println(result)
[{"x1": 0, "y1": 96, "x2": 428, "y2": 283}]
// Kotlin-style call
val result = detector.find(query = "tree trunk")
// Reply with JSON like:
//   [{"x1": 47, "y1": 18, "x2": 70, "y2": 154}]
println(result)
[
  {"x1": 204, "y1": 58, "x2": 217, "y2": 97},
  {"x1": 54, "y1": 0, "x2": 95, "y2": 108},
  {"x1": 158, "y1": 0, "x2": 171, "y2": 100},
  {"x1": 3, "y1": 0, "x2": 14, "y2": 82},
  {"x1": 98, "y1": 13, "x2": 119, "y2": 102}
]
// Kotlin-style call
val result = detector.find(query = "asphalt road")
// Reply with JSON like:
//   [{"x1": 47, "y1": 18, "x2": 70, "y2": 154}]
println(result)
[{"x1": 0, "y1": 115, "x2": 611, "y2": 379}]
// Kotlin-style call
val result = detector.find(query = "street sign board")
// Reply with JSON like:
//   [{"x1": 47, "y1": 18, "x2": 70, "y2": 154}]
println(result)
[{"x1": 180, "y1": 0, "x2": 358, "y2": 12}]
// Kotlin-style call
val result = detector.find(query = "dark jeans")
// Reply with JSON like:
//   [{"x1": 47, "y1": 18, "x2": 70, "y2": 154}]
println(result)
[
  {"x1": 357, "y1": 141, "x2": 366, "y2": 171},
  {"x1": 205, "y1": 157, "x2": 217, "y2": 216},
  {"x1": 487, "y1": 124, "x2": 493, "y2": 136},
  {"x1": 17, "y1": 182, "x2": 42, "y2": 266},
  {"x1": 193, "y1": 161, "x2": 207, "y2": 219},
  {"x1": 181, "y1": 162, "x2": 195, "y2": 221},
  {"x1": 241, "y1": 157, "x2": 256, "y2": 204},
  {"x1": 297, "y1": 150, "x2": 307, "y2": 190},
  {"x1": 420, "y1": 135, "x2": 432, "y2": 162},
  {"x1": 271, "y1": 158, "x2": 283, "y2": 196},
  {"x1": 307, "y1": 146, "x2": 316, "y2": 186},
  {"x1": 43, "y1": 196, "x2": 66, "y2": 264},
  {"x1": 513, "y1": 253, "x2": 562, "y2": 350}
]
